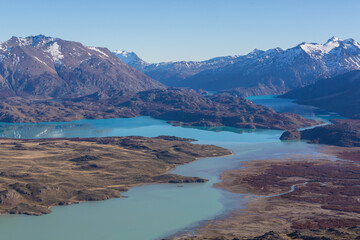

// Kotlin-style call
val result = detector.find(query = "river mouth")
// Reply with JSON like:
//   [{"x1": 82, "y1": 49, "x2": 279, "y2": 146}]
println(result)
[{"x1": 0, "y1": 96, "x2": 340, "y2": 240}]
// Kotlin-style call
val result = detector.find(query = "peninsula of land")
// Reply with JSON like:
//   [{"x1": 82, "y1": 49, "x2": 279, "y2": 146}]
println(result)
[{"x1": 0, "y1": 136, "x2": 231, "y2": 216}]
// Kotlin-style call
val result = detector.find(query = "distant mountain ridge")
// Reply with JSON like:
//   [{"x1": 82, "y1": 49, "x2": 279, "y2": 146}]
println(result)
[
  {"x1": 0, "y1": 35, "x2": 164, "y2": 98},
  {"x1": 113, "y1": 50, "x2": 240, "y2": 86},
  {"x1": 114, "y1": 37, "x2": 360, "y2": 95}
]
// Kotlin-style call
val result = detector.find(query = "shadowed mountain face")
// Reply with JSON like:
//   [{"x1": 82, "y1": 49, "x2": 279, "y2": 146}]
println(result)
[
  {"x1": 0, "y1": 35, "x2": 164, "y2": 98},
  {"x1": 280, "y1": 70, "x2": 360, "y2": 119},
  {"x1": 115, "y1": 37, "x2": 360, "y2": 95}
]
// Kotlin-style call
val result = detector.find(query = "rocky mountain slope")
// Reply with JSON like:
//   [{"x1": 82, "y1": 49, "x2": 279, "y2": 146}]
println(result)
[
  {"x1": 116, "y1": 37, "x2": 360, "y2": 95},
  {"x1": 0, "y1": 35, "x2": 164, "y2": 98},
  {"x1": 280, "y1": 70, "x2": 360, "y2": 119}
]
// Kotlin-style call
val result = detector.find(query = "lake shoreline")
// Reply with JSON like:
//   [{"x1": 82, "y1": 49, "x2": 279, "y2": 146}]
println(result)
[
  {"x1": 0, "y1": 95, "x2": 349, "y2": 240},
  {"x1": 170, "y1": 145, "x2": 360, "y2": 239}
]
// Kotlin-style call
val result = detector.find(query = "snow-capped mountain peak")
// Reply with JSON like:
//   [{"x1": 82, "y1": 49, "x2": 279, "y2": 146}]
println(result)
[
  {"x1": 300, "y1": 38, "x2": 339, "y2": 56},
  {"x1": 248, "y1": 48, "x2": 264, "y2": 56},
  {"x1": 113, "y1": 50, "x2": 134, "y2": 57},
  {"x1": 113, "y1": 50, "x2": 140, "y2": 61},
  {"x1": 299, "y1": 37, "x2": 360, "y2": 56},
  {"x1": 113, "y1": 50, "x2": 149, "y2": 70},
  {"x1": 326, "y1": 36, "x2": 341, "y2": 43},
  {"x1": 113, "y1": 37, "x2": 360, "y2": 94},
  {"x1": 0, "y1": 35, "x2": 164, "y2": 98},
  {"x1": 9, "y1": 35, "x2": 58, "y2": 48}
]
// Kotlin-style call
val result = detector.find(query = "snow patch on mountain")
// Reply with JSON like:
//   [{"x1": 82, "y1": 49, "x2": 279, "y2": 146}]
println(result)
[
  {"x1": 33, "y1": 56, "x2": 48, "y2": 66},
  {"x1": 113, "y1": 50, "x2": 132, "y2": 57},
  {"x1": 46, "y1": 42, "x2": 64, "y2": 62},
  {"x1": 88, "y1": 47, "x2": 109, "y2": 58}
]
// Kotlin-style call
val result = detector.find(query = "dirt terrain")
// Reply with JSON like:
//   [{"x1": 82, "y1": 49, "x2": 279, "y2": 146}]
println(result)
[
  {"x1": 170, "y1": 146, "x2": 360, "y2": 240},
  {"x1": 0, "y1": 136, "x2": 231, "y2": 215}
]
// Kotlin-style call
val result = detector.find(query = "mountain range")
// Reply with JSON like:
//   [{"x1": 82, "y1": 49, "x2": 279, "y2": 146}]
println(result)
[
  {"x1": 113, "y1": 50, "x2": 239, "y2": 86},
  {"x1": 3, "y1": 35, "x2": 359, "y2": 99},
  {"x1": 0, "y1": 35, "x2": 164, "y2": 98},
  {"x1": 115, "y1": 37, "x2": 360, "y2": 95},
  {"x1": 0, "y1": 35, "x2": 321, "y2": 131}
]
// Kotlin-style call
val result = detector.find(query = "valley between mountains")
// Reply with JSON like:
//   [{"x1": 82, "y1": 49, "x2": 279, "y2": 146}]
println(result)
[
  {"x1": 0, "y1": 35, "x2": 318, "y2": 130},
  {"x1": 0, "y1": 35, "x2": 360, "y2": 240}
]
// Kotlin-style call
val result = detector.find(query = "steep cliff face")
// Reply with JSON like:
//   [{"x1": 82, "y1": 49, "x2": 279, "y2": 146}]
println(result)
[{"x1": 0, "y1": 35, "x2": 164, "y2": 98}]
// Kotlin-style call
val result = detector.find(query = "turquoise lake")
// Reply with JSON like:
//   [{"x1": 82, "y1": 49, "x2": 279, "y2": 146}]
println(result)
[{"x1": 0, "y1": 96, "x2": 340, "y2": 240}]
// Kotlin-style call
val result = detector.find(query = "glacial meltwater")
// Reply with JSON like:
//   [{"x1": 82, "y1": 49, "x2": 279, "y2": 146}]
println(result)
[{"x1": 0, "y1": 96, "x2": 341, "y2": 240}]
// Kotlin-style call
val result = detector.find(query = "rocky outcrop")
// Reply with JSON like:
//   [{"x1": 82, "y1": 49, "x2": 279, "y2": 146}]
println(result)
[{"x1": 279, "y1": 130, "x2": 301, "y2": 141}]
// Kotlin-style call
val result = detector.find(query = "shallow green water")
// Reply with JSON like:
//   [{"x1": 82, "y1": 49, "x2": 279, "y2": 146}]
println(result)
[{"x1": 0, "y1": 96, "x2": 339, "y2": 240}]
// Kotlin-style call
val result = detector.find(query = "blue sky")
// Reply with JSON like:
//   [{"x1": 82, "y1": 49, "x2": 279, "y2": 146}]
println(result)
[{"x1": 1, "y1": 0, "x2": 359, "y2": 62}]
